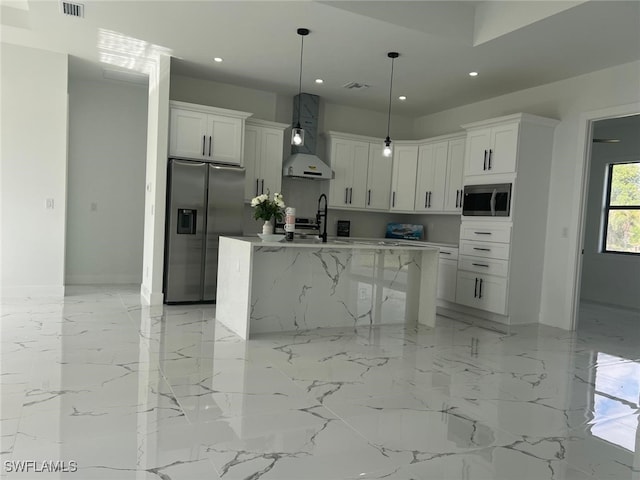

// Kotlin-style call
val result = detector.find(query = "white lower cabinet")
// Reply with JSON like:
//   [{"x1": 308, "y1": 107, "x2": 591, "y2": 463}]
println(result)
[
  {"x1": 455, "y1": 271, "x2": 507, "y2": 314},
  {"x1": 438, "y1": 258, "x2": 458, "y2": 302}
]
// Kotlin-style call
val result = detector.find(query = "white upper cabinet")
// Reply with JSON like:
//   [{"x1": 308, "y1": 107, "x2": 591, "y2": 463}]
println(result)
[
  {"x1": 244, "y1": 119, "x2": 287, "y2": 201},
  {"x1": 169, "y1": 101, "x2": 252, "y2": 165},
  {"x1": 443, "y1": 137, "x2": 465, "y2": 212},
  {"x1": 415, "y1": 141, "x2": 448, "y2": 212},
  {"x1": 464, "y1": 121, "x2": 519, "y2": 177},
  {"x1": 365, "y1": 143, "x2": 393, "y2": 210},
  {"x1": 327, "y1": 133, "x2": 391, "y2": 211},
  {"x1": 390, "y1": 144, "x2": 419, "y2": 211}
]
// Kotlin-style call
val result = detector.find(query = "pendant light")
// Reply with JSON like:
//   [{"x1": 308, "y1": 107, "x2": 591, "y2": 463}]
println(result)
[
  {"x1": 383, "y1": 52, "x2": 399, "y2": 157},
  {"x1": 291, "y1": 28, "x2": 309, "y2": 146}
]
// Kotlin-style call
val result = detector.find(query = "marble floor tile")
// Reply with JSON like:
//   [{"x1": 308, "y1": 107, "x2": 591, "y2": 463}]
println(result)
[{"x1": 1, "y1": 286, "x2": 639, "y2": 479}]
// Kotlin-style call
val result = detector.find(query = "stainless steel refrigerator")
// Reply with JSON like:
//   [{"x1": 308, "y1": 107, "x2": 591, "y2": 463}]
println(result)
[{"x1": 164, "y1": 159, "x2": 244, "y2": 303}]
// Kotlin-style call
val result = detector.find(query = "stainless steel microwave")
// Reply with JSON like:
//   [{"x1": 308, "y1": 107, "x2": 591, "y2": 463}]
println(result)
[{"x1": 462, "y1": 183, "x2": 512, "y2": 217}]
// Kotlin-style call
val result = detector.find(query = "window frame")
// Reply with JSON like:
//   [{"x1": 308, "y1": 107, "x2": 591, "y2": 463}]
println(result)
[{"x1": 601, "y1": 161, "x2": 640, "y2": 255}]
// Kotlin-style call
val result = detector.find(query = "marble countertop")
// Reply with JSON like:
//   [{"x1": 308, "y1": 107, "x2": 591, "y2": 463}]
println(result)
[{"x1": 224, "y1": 236, "x2": 450, "y2": 252}]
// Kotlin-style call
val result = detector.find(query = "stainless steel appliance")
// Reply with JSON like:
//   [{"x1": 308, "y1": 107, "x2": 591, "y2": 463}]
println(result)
[
  {"x1": 164, "y1": 159, "x2": 244, "y2": 303},
  {"x1": 462, "y1": 183, "x2": 512, "y2": 217}
]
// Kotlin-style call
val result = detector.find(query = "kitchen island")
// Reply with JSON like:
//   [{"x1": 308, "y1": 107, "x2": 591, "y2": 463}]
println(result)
[{"x1": 215, "y1": 236, "x2": 439, "y2": 339}]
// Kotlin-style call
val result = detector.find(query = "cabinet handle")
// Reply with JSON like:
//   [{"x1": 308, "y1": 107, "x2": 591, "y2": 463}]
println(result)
[
  {"x1": 474, "y1": 278, "x2": 478, "y2": 298},
  {"x1": 350, "y1": 187, "x2": 353, "y2": 204},
  {"x1": 483, "y1": 150, "x2": 488, "y2": 170},
  {"x1": 392, "y1": 191, "x2": 396, "y2": 208},
  {"x1": 479, "y1": 278, "x2": 483, "y2": 298},
  {"x1": 488, "y1": 149, "x2": 492, "y2": 170},
  {"x1": 209, "y1": 136, "x2": 212, "y2": 156},
  {"x1": 428, "y1": 191, "x2": 432, "y2": 208},
  {"x1": 472, "y1": 263, "x2": 489, "y2": 267},
  {"x1": 255, "y1": 179, "x2": 259, "y2": 197},
  {"x1": 474, "y1": 231, "x2": 492, "y2": 235},
  {"x1": 440, "y1": 251, "x2": 451, "y2": 255},
  {"x1": 261, "y1": 179, "x2": 265, "y2": 195},
  {"x1": 368, "y1": 189, "x2": 371, "y2": 206},
  {"x1": 202, "y1": 135, "x2": 206, "y2": 156},
  {"x1": 455, "y1": 189, "x2": 459, "y2": 208},
  {"x1": 424, "y1": 191, "x2": 428, "y2": 208},
  {"x1": 473, "y1": 247, "x2": 491, "y2": 251},
  {"x1": 345, "y1": 188, "x2": 349, "y2": 204}
]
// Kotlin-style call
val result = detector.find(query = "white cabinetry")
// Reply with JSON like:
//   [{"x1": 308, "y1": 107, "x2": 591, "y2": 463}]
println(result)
[
  {"x1": 327, "y1": 132, "x2": 392, "y2": 210},
  {"x1": 454, "y1": 113, "x2": 559, "y2": 325},
  {"x1": 390, "y1": 143, "x2": 419, "y2": 211},
  {"x1": 243, "y1": 119, "x2": 287, "y2": 201},
  {"x1": 443, "y1": 138, "x2": 465, "y2": 213},
  {"x1": 464, "y1": 122, "x2": 518, "y2": 177},
  {"x1": 456, "y1": 222, "x2": 511, "y2": 315},
  {"x1": 169, "y1": 101, "x2": 252, "y2": 165},
  {"x1": 414, "y1": 135, "x2": 465, "y2": 213},
  {"x1": 415, "y1": 141, "x2": 447, "y2": 211},
  {"x1": 436, "y1": 246, "x2": 458, "y2": 303}
]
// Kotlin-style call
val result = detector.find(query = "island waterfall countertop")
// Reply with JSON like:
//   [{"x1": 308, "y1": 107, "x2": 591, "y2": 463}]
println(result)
[{"x1": 215, "y1": 236, "x2": 440, "y2": 339}]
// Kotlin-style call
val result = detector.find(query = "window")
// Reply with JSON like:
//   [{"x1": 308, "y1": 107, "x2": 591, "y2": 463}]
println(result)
[{"x1": 602, "y1": 162, "x2": 640, "y2": 254}]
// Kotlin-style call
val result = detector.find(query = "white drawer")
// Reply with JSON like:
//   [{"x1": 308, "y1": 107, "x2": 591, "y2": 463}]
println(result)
[
  {"x1": 460, "y1": 239, "x2": 510, "y2": 260},
  {"x1": 438, "y1": 246, "x2": 458, "y2": 261},
  {"x1": 460, "y1": 223, "x2": 511, "y2": 243},
  {"x1": 458, "y1": 255, "x2": 509, "y2": 277}
]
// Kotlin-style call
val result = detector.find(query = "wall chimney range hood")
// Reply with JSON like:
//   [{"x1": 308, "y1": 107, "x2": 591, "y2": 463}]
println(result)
[{"x1": 283, "y1": 93, "x2": 334, "y2": 180}]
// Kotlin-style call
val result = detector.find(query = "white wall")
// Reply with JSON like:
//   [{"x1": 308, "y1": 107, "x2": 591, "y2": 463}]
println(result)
[
  {"x1": 580, "y1": 117, "x2": 640, "y2": 309},
  {"x1": 0, "y1": 44, "x2": 68, "y2": 297},
  {"x1": 66, "y1": 78, "x2": 148, "y2": 284},
  {"x1": 414, "y1": 60, "x2": 640, "y2": 329}
]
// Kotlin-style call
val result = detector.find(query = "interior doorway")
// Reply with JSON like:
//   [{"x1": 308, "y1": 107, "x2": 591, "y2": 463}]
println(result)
[{"x1": 573, "y1": 111, "x2": 640, "y2": 330}]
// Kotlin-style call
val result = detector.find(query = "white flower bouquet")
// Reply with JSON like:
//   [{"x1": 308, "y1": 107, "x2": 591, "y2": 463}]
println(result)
[{"x1": 251, "y1": 191, "x2": 285, "y2": 222}]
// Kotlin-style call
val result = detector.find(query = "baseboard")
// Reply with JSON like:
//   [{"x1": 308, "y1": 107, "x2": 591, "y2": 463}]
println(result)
[
  {"x1": 65, "y1": 274, "x2": 141, "y2": 284},
  {"x1": 580, "y1": 299, "x2": 640, "y2": 314},
  {"x1": 1, "y1": 284, "x2": 65, "y2": 299},
  {"x1": 140, "y1": 283, "x2": 163, "y2": 305}
]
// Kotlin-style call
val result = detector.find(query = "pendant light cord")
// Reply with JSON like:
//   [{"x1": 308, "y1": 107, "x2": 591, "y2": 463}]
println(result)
[
  {"x1": 386, "y1": 55, "x2": 395, "y2": 138},
  {"x1": 297, "y1": 33, "x2": 304, "y2": 126}
]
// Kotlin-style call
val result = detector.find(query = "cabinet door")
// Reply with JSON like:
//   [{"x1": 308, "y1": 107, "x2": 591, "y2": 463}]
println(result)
[
  {"x1": 169, "y1": 108, "x2": 208, "y2": 160},
  {"x1": 464, "y1": 128, "x2": 491, "y2": 176},
  {"x1": 488, "y1": 122, "x2": 519, "y2": 174},
  {"x1": 366, "y1": 143, "x2": 392, "y2": 210},
  {"x1": 437, "y1": 258, "x2": 458, "y2": 302},
  {"x1": 243, "y1": 125, "x2": 260, "y2": 201},
  {"x1": 415, "y1": 141, "x2": 447, "y2": 212},
  {"x1": 455, "y1": 271, "x2": 507, "y2": 314},
  {"x1": 329, "y1": 139, "x2": 355, "y2": 208},
  {"x1": 207, "y1": 115, "x2": 243, "y2": 165},
  {"x1": 259, "y1": 127, "x2": 284, "y2": 198},
  {"x1": 350, "y1": 141, "x2": 370, "y2": 208},
  {"x1": 443, "y1": 138, "x2": 465, "y2": 212},
  {"x1": 390, "y1": 145, "x2": 418, "y2": 211}
]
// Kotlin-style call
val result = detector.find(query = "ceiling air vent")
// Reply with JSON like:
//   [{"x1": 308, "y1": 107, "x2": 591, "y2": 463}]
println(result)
[
  {"x1": 343, "y1": 82, "x2": 370, "y2": 90},
  {"x1": 61, "y1": 1, "x2": 84, "y2": 18}
]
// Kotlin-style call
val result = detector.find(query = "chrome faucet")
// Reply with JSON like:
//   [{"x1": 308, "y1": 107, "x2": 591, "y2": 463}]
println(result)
[{"x1": 316, "y1": 194, "x2": 328, "y2": 243}]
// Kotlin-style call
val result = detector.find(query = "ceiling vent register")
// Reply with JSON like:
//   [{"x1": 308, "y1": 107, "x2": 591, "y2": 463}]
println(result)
[{"x1": 61, "y1": 1, "x2": 84, "y2": 18}]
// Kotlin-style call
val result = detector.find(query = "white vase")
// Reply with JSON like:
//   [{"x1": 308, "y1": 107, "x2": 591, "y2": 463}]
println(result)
[{"x1": 262, "y1": 219, "x2": 274, "y2": 235}]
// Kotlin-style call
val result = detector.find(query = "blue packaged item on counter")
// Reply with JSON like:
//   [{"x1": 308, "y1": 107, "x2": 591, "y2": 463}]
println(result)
[{"x1": 385, "y1": 223, "x2": 424, "y2": 240}]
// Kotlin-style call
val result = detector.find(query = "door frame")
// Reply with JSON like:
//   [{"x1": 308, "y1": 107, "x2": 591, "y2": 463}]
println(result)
[{"x1": 569, "y1": 102, "x2": 640, "y2": 330}]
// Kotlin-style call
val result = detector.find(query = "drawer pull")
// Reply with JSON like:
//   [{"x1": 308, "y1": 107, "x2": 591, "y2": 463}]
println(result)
[
  {"x1": 473, "y1": 247, "x2": 491, "y2": 251},
  {"x1": 472, "y1": 263, "x2": 489, "y2": 267},
  {"x1": 474, "y1": 231, "x2": 491, "y2": 235},
  {"x1": 440, "y1": 251, "x2": 451, "y2": 255}
]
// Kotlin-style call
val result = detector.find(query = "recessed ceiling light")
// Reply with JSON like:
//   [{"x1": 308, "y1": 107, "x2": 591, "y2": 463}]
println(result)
[
  {"x1": 469, "y1": 71, "x2": 479, "y2": 77},
  {"x1": 315, "y1": 78, "x2": 323, "y2": 84},
  {"x1": 213, "y1": 57, "x2": 223, "y2": 63},
  {"x1": 398, "y1": 95, "x2": 407, "y2": 101}
]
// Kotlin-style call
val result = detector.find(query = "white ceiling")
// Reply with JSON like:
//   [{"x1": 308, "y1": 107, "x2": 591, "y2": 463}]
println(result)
[{"x1": 2, "y1": 0, "x2": 639, "y2": 117}]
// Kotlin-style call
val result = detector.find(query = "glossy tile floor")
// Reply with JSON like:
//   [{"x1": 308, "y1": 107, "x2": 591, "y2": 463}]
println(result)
[{"x1": 1, "y1": 286, "x2": 639, "y2": 479}]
